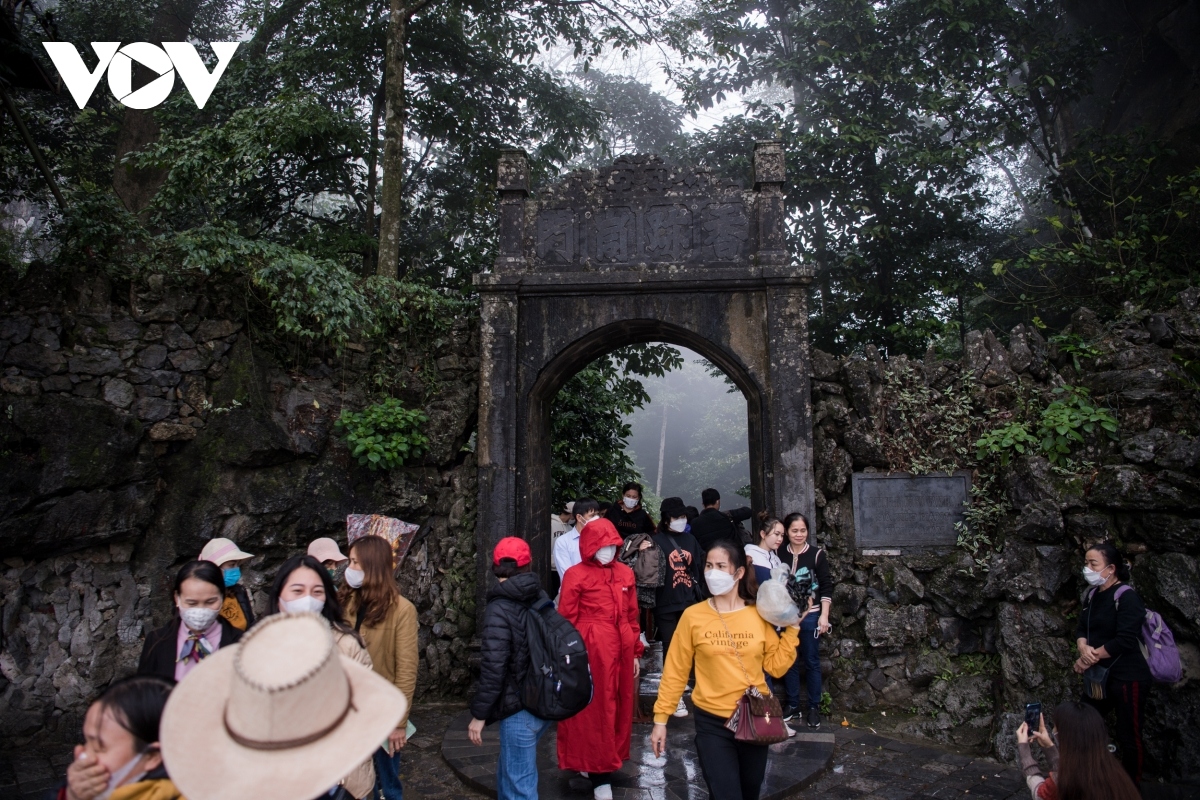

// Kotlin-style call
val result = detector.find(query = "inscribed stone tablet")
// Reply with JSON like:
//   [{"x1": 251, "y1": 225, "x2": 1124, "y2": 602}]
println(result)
[{"x1": 851, "y1": 472, "x2": 971, "y2": 551}]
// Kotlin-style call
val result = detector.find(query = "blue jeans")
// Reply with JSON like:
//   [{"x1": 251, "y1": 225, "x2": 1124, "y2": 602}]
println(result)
[
  {"x1": 497, "y1": 710, "x2": 551, "y2": 800},
  {"x1": 783, "y1": 613, "x2": 822, "y2": 709},
  {"x1": 373, "y1": 745, "x2": 403, "y2": 800}
]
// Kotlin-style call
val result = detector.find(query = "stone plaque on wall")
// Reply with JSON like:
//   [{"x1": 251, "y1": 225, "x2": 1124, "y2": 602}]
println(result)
[{"x1": 851, "y1": 471, "x2": 971, "y2": 552}]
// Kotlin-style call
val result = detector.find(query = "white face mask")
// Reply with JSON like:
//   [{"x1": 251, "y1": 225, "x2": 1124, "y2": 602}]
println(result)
[
  {"x1": 282, "y1": 595, "x2": 326, "y2": 615},
  {"x1": 344, "y1": 568, "x2": 365, "y2": 588},
  {"x1": 623, "y1": 496, "x2": 638, "y2": 509},
  {"x1": 178, "y1": 606, "x2": 219, "y2": 632},
  {"x1": 96, "y1": 749, "x2": 151, "y2": 800},
  {"x1": 1082, "y1": 566, "x2": 1109, "y2": 587},
  {"x1": 669, "y1": 518, "x2": 687, "y2": 533},
  {"x1": 595, "y1": 545, "x2": 618, "y2": 565},
  {"x1": 705, "y1": 569, "x2": 737, "y2": 597}
]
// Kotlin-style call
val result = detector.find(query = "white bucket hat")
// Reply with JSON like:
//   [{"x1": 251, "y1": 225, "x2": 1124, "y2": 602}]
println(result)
[
  {"x1": 307, "y1": 537, "x2": 348, "y2": 564},
  {"x1": 161, "y1": 613, "x2": 407, "y2": 800},
  {"x1": 198, "y1": 537, "x2": 254, "y2": 566}
]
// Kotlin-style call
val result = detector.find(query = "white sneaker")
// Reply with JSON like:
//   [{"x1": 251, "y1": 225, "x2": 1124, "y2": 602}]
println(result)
[
  {"x1": 673, "y1": 698, "x2": 689, "y2": 717},
  {"x1": 784, "y1": 721, "x2": 797, "y2": 738},
  {"x1": 594, "y1": 784, "x2": 613, "y2": 800}
]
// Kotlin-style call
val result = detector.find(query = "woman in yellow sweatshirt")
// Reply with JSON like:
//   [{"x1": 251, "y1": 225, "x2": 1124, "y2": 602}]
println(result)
[{"x1": 650, "y1": 540, "x2": 802, "y2": 800}]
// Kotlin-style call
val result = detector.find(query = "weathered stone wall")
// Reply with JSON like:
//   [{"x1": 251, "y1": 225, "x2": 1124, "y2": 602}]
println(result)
[
  {"x1": 809, "y1": 293, "x2": 1200, "y2": 779},
  {"x1": 0, "y1": 267, "x2": 480, "y2": 746}
]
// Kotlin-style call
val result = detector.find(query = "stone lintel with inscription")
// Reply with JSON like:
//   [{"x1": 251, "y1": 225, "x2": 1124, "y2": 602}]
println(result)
[
  {"x1": 851, "y1": 471, "x2": 971, "y2": 552},
  {"x1": 476, "y1": 149, "x2": 811, "y2": 292}
]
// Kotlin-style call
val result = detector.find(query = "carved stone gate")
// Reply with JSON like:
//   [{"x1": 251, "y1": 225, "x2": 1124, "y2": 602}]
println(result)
[{"x1": 474, "y1": 142, "x2": 816, "y2": 589}]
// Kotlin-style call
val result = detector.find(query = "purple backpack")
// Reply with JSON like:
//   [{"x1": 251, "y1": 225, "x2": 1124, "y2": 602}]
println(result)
[{"x1": 1089, "y1": 585, "x2": 1184, "y2": 683}]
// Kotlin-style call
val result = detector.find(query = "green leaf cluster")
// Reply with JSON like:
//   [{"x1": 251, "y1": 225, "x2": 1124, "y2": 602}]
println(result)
[
  {"x1": 1036, "y1": 386, "x2": 1118, "y2": 463},
  {"x1": 974, "y1": 422, "x2": 1039, "y2": 466},
  {"x1": 334, "y1": 398, "x2": 430, "y2": 470},
  {"x1": 973, "y1": 384, "x2": 1117, "y2": 466}
]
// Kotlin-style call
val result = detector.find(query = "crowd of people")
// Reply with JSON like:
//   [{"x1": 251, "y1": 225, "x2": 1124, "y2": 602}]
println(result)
[{"x1": 48, "y1": 487, "x2": 1160, "y2": 800}]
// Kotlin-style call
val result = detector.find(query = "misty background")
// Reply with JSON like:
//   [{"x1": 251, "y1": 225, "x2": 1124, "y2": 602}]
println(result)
[{"x1": 623, "y1": 346, "x2": 751, "y2": 514}]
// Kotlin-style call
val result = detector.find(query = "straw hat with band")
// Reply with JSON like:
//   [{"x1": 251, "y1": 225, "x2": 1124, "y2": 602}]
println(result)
[
  {"x1": 198, "y1": 537, "x2": 255, "y2": 567},
  {"x1": 161, "y1": 612, "x2": 407, "y2": 800}
]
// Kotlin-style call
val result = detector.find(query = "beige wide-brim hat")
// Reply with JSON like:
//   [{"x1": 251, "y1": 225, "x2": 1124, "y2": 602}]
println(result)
[
  {"x1": 161, "y1": 613, "x2": 407, "y2": 800},
  {"x1": 307, "y1": 537, "x2": 348, "y2": 564},
  {"x1": 198, "y1": 536, "x2": 255, "y2": 566}
]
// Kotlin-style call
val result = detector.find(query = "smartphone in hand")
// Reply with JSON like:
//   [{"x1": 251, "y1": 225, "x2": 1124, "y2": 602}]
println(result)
[{"x1": 1024, "y1": 702, "x2": 1042, "y2": 731}]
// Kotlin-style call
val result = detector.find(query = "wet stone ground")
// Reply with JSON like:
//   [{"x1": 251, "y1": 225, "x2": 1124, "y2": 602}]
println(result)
[{"x1": 3, "y1": 702, "x2": 1198, "y2": 800}]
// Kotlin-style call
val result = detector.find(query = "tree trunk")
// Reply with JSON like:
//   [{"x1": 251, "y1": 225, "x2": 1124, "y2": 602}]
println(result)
[
  {"x1": 111, "y1": 0, "x2": 198, "y2": 213},
  {"x1": 655, "y1": 403, "x2": 668, "y2": 496},
  {"x1": 376, "y1": 4, "x2": 409, "y2": 278},
  {"x1": 364, "y1": 72, "x2": 385, "y2": 274}
]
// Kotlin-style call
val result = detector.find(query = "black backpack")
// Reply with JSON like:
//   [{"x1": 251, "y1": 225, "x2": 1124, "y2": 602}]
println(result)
[{"x1": 521, "y1": 598, "x2": 592, "y2": 720}]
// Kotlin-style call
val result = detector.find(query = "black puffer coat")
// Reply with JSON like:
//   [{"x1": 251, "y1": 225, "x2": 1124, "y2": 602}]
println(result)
[{"x1": 469, "y1": 572, "x2": 546, "y2": 724}]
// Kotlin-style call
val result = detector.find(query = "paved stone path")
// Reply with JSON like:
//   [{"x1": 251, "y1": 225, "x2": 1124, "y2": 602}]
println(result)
[
  {"x1": 5, "y1": 702, "x2": 1198, "y2": 800},
  {"x1": 443, "y1": 707, "x2": 835, "y2": 799}
]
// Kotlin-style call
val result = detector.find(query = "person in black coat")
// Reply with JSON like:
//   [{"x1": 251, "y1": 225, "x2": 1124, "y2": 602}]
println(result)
[
  {"x1": 138, "y1": 561, "x2": 243, "y2": 683},
  {"x1": 467, "y1": 538, "x2": 551, "y2": 800},
  {"x1": 605, "y1": 481, "x2": 656, "y2": 540},
  {"x1": 651, "y1": 497, "x2": 705, "y2": 719},
  {"x1": 689, "y1": 488, "x2": 752, "y2": 551},
  {"x1": 1074, "y1": 541, "x2": 1153, "y2": 787}
]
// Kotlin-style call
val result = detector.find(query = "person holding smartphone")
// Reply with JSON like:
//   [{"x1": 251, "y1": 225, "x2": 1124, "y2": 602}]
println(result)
[{"x1": 1015, "y1": 700, "x2": 1139, "y2": 800}]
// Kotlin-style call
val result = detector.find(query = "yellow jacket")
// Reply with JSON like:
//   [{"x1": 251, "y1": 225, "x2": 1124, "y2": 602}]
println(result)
[
  {"x1": 653, "y1": 600, "x2": 799, "y2": 723},
  {"x1": 343, "y1": 593, "x2": 419, "y2": 728},
  {"x1": 111, "y1": 778, "x2": 182, "y2": 800}
]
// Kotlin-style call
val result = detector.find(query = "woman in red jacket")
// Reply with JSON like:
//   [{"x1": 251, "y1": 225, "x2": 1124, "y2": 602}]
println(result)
[{"x1": 556, "y1": 518, "x2": 645, "y2": 800}]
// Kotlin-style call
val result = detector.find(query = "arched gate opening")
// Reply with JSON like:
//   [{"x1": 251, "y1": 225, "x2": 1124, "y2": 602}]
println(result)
[{"x1": 474, "y1": 145, "x2": 816, "y2": 592}]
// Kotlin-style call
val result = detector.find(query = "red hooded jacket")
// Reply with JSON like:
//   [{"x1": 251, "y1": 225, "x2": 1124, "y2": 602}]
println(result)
[{"x1": 556, "y1": 518, "x2": 644, "y2": 773}]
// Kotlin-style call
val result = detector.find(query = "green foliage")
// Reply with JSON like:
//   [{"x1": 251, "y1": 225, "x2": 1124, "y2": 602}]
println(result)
[
  {"x1": 1048, "y1": 333, "x2": 1100, "y2": 371},
  {"x1": 667, "y1": 0, "x2": 1096, "y2": 355},
  {"x1": 334, "y1": 399, "x2": 430, "y2": 470},
  {"x1": 972, "y1": 384, "x2": 1117, "y2": 466},
  {"x1": 982, "y1": 137, "x2": 1200, "y2": 322},
  {"x1": 819, "y1": 691, "x2": 832, "y2": 716},
  {"x1": 1036, "y1": 386, "x2": 1118, "y2": 464},
  {"x1": 975, "y1": 422, "x2": 1039, "y2": 466},
  {"x1": 954, "y1": 476, "x2": 1008, "y2": 574},
  {"x1": 550, "y1": 344, "x2": 684, "y2": 506}
]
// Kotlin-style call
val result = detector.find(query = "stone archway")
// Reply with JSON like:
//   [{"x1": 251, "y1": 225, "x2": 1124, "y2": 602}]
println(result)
[{"x1": 474, "y1": 143, "x2": 815, "y2": 589}]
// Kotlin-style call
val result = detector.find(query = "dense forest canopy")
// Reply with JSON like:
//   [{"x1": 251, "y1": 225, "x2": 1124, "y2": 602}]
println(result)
[{"x1": 3, "y1": 0, "x2": 1198, "y2": 497}]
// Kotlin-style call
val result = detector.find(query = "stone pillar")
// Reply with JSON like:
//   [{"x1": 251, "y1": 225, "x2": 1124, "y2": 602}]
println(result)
[
  {"x1": 754, "y1": 140, "x2": 788, "y2": 269},
  {"x1": 475, "y1": 153, "x2": 527, "y2": 612},
  {"x1": 756, "y1": 140, "x2": 817, "y2": 526},
  {"x1": 766, "y1": 287, "x2": 816, "y2": 526},
  {"x1": 474, "y1": 291, "x2": 518, "y2": 608},
  {"x1": 495, "y1": 150, "x2": 528, "y2": 272}
]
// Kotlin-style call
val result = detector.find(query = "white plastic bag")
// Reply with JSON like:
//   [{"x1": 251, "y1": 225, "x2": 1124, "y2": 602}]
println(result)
[{"x1": 754, "y1": 565, "x2": 800, "y2": 627}]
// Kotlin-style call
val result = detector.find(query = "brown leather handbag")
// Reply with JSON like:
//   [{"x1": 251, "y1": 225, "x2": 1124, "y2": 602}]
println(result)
[{"x1": 712, "y1": 602, "x2": 789, "y2": 745}]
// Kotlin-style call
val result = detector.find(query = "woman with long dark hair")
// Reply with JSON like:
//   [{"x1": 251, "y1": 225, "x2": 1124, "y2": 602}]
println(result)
[
  {"x1": 340, "y1": 535, "x2": 418, "y2": 800},
  {"x1": 270, "y1": 554, "x2": 375, "y2": 798},
  {"x1": 1073, "y1": 541, "x2": 1152, "y2": 785},
  {"x1": 651, "y1": 540, "x2": 801, "y2": 800},
  {"x1": 1016, "y1": 700, "x2": 1140, "y2": 800},
  {"x1": 57, "y1": 675, "x2": 178, "y2": 800},
  {"x1": 780, "y1": 512, "x2": 832, "y2": 728},
  {"x1": 137, "y1": 561, "x2": 243, "y2": 682},
  {"x1": 745, "y1": 512, "x2": 784, "y2": 585}
]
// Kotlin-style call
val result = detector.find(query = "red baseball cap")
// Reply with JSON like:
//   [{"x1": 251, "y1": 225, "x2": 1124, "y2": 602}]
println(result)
[{"x1": 493, "y1": 537, "x2": 532, "y2": 566}]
